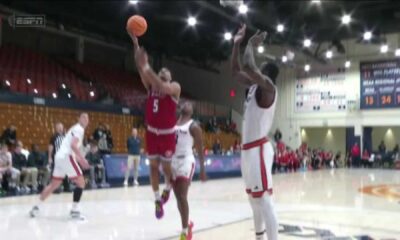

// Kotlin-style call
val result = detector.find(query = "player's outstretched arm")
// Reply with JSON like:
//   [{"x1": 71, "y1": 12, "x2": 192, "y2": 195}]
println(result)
[
  {"x1": 190, "y1": 121, "x2": 207, "y2": 181},
  {"x1": 135, "y1": 47, "x2": 181, "y2": 98},
  {"x1": 127, "y1": 31, "x2": 150, "y2": 91},
  {"x1": 242, "y1": 31, "x2": 275, "y2": 93},
  {"x1": 231, "y1": 24, "x2": 252, "y2": 86}
]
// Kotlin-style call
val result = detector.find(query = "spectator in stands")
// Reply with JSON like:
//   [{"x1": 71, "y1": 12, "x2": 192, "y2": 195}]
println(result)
[
  {"x1": 105, "y1": 124, "x2": 114, "y2": 154},
  {"x1": 324, "y1": 151, "x2": 333, "y2": 168},
  {"x1": 13, "y1": 142, "x2": 38, "y2": 193},
  {"x1": 334, "y1": 151, "x2": 341, "y2": 168},
  {"x1": 378, "y1": 140, "x2": 386, "y2": 156},
  {"x1": 351, "y1": 142, "x2": 361, "y2": 168},
  {"x1": 1, "y1": 125, "x2": 17, "y2": 148},
  {"x1": 206, "y1": 119, "x2": 213, "y2": 132},
  {"x1": 274, "y1": 129, "x2": 282, "y2": 142},
  {"x1": 212, "y1": 139, "x2": 222, "y2": 155},
  {"x1": 93, "y1": 124, "x2": 110, "y2": 155},
  {"x1": 125, "y1": 128, "x2": 141, "y2": 186},
  {"x1": 311, "y1": 149, "x2": 321, "y2": 170},
  {"x1": 85, "y1": 142, "x2": 107, "y2": 189},
  {"x1": 212, "y1": 117, "x2": 219, "y2": 133},
  {"x1": 233, "y1": 139, "x2": 241, "y2": 154},
  {"x1": 393, "y1": 144, "x2": 399, "y2": 153},
  {"x1": 0, "y1": 143, "x2": 21, "y2": 191},
  {"x1": 229, "y1": 120, "x2": 237, "y2": 134},
  {"x1": 362, "y1": 149, "x2": 370, "y2": 168},
  {"x1": 28, "y1": 144, "x2": 49, "y2": 188},
  {"x1": 345, "y1": 151, "x2": 352, "y2": 168},
  {"x1": 17, "y1": 140, "x2": 30, "y2": 159}
]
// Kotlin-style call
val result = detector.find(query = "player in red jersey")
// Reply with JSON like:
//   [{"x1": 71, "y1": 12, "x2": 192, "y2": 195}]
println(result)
[{"x1": 128, "y1": 33, "x2": 181, "y2": 219}]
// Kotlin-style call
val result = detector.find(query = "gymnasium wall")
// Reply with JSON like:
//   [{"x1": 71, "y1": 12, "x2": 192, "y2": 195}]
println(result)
[
  {"x1": 371, "y1": 127, "x2": 400, "y2": 151},
  {"x1": 301, "y1": 127, "x2": 346, "y2": 155},
  {"x1": 271, "y1": 32, "x2": 400, "y2": 150}
]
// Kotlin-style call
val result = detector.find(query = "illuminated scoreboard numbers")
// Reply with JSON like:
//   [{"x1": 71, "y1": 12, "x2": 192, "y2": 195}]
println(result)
[
  {"x1": 380, "y1": 95, "x2": 392, "y2": 106},
  {"x1": 364, "y1": 95, "x2": 375, "y2": 107}
]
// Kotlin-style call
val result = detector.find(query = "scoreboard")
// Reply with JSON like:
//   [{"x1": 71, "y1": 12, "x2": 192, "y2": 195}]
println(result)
[
  {"x1": 360, "y1": 59, "x2": 400, "y2": 109},
  {"x1": 295, "y1": 71, "x2": 347, "y2": 112}
]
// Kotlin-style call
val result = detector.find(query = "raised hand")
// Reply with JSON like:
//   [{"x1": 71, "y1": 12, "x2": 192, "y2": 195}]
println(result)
[
  {"x1": 127, "y1": 28, "x2": 139, "y2": 49},
  {"x1": 233, "y1": 24, "x2": 247, "y2": 44},
  {"x1": 135, "y1": 47, "x2": 149, "y2": 68},
  {"x1": 249, "y1": 30, "x2": 267, "y2": 46}
]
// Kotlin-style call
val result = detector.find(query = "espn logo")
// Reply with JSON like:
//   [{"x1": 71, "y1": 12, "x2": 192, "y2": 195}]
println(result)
[{"x1": 8, "y1": 14, "x2": 46, "y2": 28}]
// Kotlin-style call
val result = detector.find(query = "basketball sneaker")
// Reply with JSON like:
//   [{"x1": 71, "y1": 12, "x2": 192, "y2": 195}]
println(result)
[
  {"x1": 155, "y1": 200, "x2": 164, "y2": 219},
  {"x1": 188, "y1": 221, "x2": 194, "y2": 240},
  {"x1": 29, "y1": 206, "x2": 39, "y2": 218},
  {"x1": 161, "y1": 189, "x2": 170, "y2": 204},
  {"x1": 70, "y1": 210, "x2": 86, "y2": 220},
  {"x1": 179, "y1": 221, "x2": 194, "y2": 240}
]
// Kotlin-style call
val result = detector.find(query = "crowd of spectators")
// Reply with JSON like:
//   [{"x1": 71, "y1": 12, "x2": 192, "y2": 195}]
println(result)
[
  {"x1": 272, "y1": 135, "x2": 400, "y2": 174},
  {"x1": 204, "y1": 117, "x2": 238, "y2": 135}
]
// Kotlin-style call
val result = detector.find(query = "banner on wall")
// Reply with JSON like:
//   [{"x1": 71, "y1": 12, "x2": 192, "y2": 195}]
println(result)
[
  {"x1": 295, "y1": 70, "x2": 347, "y2": 112},
  {"x1": 360, "y1": 59, "x2": 400, "y2": 109}
]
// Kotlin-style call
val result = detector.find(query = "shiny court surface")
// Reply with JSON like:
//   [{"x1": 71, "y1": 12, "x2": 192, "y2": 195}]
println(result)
[{"x1": 0, "y1": 169, "x2": 399, "y2": 240}]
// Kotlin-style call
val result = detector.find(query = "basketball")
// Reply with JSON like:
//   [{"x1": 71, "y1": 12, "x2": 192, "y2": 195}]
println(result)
[{"x1": 126, "y1": 15, "x2": 147, "y2": 37}]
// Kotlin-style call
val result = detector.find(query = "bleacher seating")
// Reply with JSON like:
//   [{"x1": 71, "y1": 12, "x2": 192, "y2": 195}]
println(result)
[
  {"x1": 0, "y1": 102, "x2": 239, "y2": 154},
  {"x1": 59, "y1": 59, "x2": 147, "y2": 109},
  {"x1": 0, "y1": 45, "x2": 93, "y2": 101}
]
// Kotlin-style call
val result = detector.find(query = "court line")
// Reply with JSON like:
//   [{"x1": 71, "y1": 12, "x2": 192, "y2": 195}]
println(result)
[
  {"x1": 159, "y1": 217, "x2": 252, "y2": 240},
  {"x1": 280, "y1": 217, "x2": 400, "y2": 235}
]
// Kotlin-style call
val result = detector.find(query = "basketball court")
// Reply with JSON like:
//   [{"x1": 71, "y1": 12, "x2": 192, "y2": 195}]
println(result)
[{"x1": 1, "y1": 169, "x2": 399, "y2": 239}]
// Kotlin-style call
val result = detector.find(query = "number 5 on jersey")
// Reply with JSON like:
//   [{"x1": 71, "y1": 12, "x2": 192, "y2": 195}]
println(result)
[{"x1": 153, "y1": 99, "x2": 159, "y2": 113}]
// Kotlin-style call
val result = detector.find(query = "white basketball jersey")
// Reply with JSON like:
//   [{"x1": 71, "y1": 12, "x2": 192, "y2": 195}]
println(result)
[
  {"x1": 175, "y1": 119, "x2": 194, "y2": 156},
  {"x1": 56, "y1": 123, "x2": 84, "y2": 159},
  {"x1": 242, "y1": 84, "x2": 277, "y2": 144}
]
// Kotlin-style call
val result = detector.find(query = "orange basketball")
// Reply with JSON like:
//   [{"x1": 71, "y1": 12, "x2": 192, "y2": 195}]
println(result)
[{"x1": 126, "y1": 15, "x2": 147, "y2": 37}]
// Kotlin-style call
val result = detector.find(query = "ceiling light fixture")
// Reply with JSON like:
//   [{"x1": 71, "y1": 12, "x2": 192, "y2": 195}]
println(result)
[
  {"x1": 224, "y1": 32, "x2": 232, "y2": 41},
  {"x1": 238, "y1": 4, "x2": 248, "y2": 14},
  {"x1": 277, "y1": 24, "x2": 284, "y2": 33},
  {"x1": 303, "y1": 39, "x2": 311, "y2": 48},
  {"x1": 363, "y1": 31, "x2": 372, "y2": 41},
  {"x1": 187, "y1": 17, "x2": 197, "y2": 26}
]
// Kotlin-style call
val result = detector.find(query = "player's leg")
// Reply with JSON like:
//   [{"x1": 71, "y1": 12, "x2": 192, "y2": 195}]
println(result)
[
  {"x1": 159, "y1": 133, "x2": 176, "y2": 204},
  {"x1": 133, "y1": 155, "x2": 140, "y2": 186},
  {"x1": 149, "y1": 157, "x2": 164, "y2": 219},
  {"x1": 248, "y1": 195, "x2": 266, "y2": 240},
  {"x1": 69, "y1": 175, "x2": 85, "y2": 219},
  {"x1": 160, "y1": 160, "x2": 173, "y2": 203},
  {"x1": 29, "y1": 177, "x2": 63, "y2": 217},
  {"x1": 259, "y1": 143, "x2": 278, "y2": 240},
  {"x1": 243, "y1": 148, "x2": 266, "y2": 240},
  {"x1": 173, "y1": 179, "x2": 193, "y2": 240},
  {"x1": 172, "y1": 157, "x2": 195, "y2": 240},
  {"x1": 124, "y1": 155, "x2": 134, "y2": 186}
]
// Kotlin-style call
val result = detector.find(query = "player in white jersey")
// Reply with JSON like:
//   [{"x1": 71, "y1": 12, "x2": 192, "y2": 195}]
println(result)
[
  {"x1": 172, "y1": 101, "x2": 206, "y2": 240},
  {"x1": 30, "y1": 113, "x2": 90, "y2": 220},
  {"x1": 231, "y1": 24, "x2": 279, "y2": 240}
]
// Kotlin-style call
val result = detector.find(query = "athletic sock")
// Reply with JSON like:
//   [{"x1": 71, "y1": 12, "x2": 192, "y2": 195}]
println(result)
[
  {"x1": 165, "y1": 179, "x2": 172, "y2": 191},
  {"x1": 256, "y1": 230, "x2": 265, "y2": 240},
  {"x1": 154, "y1": 191, "x2": 161, "y2": 201},
  {"x1": 36, "y1": 199, "x2": 44, "y2": 208},
  {"x1": 72, "y1": 202, "x2": 79, "y2": 211},
  {"x1": 73, "y1": 187, "x2": 83, "y2": 203},
  {"x1": 182, "y1": 227, "x2": 188, "y2": 235}
]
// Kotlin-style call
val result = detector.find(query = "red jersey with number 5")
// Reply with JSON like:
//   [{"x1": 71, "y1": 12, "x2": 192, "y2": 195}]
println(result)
[{"x1": 145, "y1": 90, "x2": 177, "y2": 129}]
